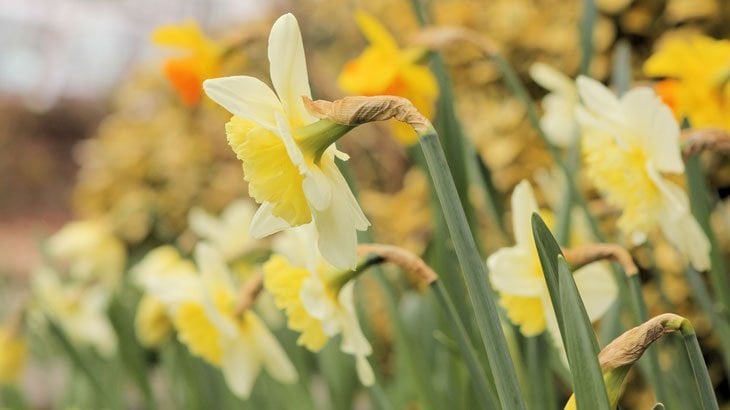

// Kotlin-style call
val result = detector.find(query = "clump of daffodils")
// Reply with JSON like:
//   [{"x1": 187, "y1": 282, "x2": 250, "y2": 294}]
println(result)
[
  {"x1": 338, "y1": 11, "x2": 438, "y2": 145},
  {"x1": 488, "y1": 180, "x2": 617, "y2": 344},
  {"x1": 263, "y1": 225, "x2": 374, "y2": 386},
  {"x1": 135, "y1": 243, "x2": 297, "y2": 398},
  {"x1": 644, "y1": 35, "x2": 730, "y2": 131},
  {"x1": 575, "y1": 76, "x2": 710, "y2": 270},
  {"x1": 204, "y1": 14, "x2": 369, "y2": 270}
]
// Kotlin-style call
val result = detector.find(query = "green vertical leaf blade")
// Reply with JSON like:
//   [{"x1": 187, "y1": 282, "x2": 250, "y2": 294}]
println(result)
[
  {"x1": 531, "y1": 213, "x2": 566, "y2": 336},
  {"x1": 557, "y1": 257, "x2": 609, "y2": 410}
]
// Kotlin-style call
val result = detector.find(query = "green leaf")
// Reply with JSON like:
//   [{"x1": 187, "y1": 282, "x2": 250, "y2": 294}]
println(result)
[
  {"x1": 531, "y1": 213, "x2": 566, "y2": 336},
  {"x1": 557, "y1": 257, "x2": 609, "y2": 410}
]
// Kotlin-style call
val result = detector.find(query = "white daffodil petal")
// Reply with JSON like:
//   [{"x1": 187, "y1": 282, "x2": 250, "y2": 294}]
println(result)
[
  {"x1": 268, "y1": 13, "x2": 316, "y2": 126},
  {"x1": 250, "y1": 202, "x2": 291, "y2": 238},
  {"x1": 530, "y1": 63, "x2": 575, "y2": 97},
  {"x1": 189, "y1": 207, "x2": 224, "y2": 244},
  {"x1": 202, "y1": 76, "x2": 283, "y2": 130},
  {"x1": 356, "y1": 355, "x2": 375, "y2": 386},
  {"x1": 337, "y1": 282, "x2": 372, "y2": 357},
  {"x1": 511, "y1": 180, "x2": 540, "y2": 250},
  {"x1": 249, "y1": 313, "x2": 298, "y2": 384},
  {"x1": 660, "y1": 209, "x2": 711, "y2": 271},
  {"x1": 576, "y1": 76, "x2": 623, "y2": 125},
  {"x1": 220, "y1": 335, "x2": 261, "y2": 399},
  {"x1": 194, "y1": 242, "x2": 235, "y2": 296},
  {"x1": 573, "y1": 262, "x2": 618, "y2": 321},
  {"x1": 487, "y1": 247, "x2": 543, "y2": 296},
  {"x1": 302, "y1": 166, "x2": 333, "y2": 211}
]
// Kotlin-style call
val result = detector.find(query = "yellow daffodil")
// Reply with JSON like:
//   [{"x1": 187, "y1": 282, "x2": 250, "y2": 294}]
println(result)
[
  {"x1": 338, "y1": 11, "x2": 438, "y2": 145},
  {"x1": 263, "y1": 225, "x2": 374, "y2": 386},
  {"x1": 575, "y1": 76, "x2": 710, "y2": 270},
  {"x1": 138, "y1": 243, "x2": 297, "y2": 398},
  {"x1": 530, "y1": 63, "x2": 579, "y2": 147},
  {"x1": 0, "y1": 325, "x2": 26, "y2": 385},
  {"x1": 487, "y1": 181, "x2": 617, "y2": 348},
  {"x1": 33, "y1": 266, "x2": 118, "y2": 357},
  {"x1": 203, "y1": 14, "x2": 369, "y2": 270},
  {"x1": 46, "y1": 219, "x2": 126, "y2": 287},
  {"x1": 644, "y1": 35, "x2": 730, "y2": 130},
  {"x1": 152, "y1": 21, "x2": 222, "y2": 106},
  {"x1": 188, "y1": 199, "x2": 258, "y2": 262}
]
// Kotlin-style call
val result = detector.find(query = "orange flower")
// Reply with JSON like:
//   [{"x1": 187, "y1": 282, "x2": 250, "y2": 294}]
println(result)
[{"x1": 152, "y1": 21, "x2": 223, "y2": 106}]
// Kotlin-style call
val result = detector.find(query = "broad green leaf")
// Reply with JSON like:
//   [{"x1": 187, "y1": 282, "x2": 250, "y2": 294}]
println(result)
[{"x1": 557, "y1": 256, "x2": 609, "y2": 410}]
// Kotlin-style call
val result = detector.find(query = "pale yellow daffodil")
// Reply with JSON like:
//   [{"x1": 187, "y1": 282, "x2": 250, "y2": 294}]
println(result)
[
  {"x1": 152, "y1": 20, "x2": 223, "y2": 106},
  {"x1": 33, "y1": 266, "x2": 118, "y2": 357},
  {"x1": 263, "y1": 225, "x2": 374, "y2": 386},
  {"x1": 487, "y1": 181, "x2": 617, "y2": 351},
  {"x1": 338, "y1": 11, "x2": 438, "y2": 145},
  {"x1": 46, "y1": 219, "x2": 126, "y2": 287},
  {"x1": 644, "y1": 35, "x2": 730, "y2": 130},
  {"x1": 138, "y1": 243, "x2": 297, "y2": 398},
  {"x1": 203, "y1": 14, "x2": 369, "y2": 270},
  {"x1": 575, "y1": 76, "x2": 710, "y2": 270},
  {"x1": 188, "y1": 199, "x2": 258, "y2": 262},
  {"x1": 530, "y1": 63, "x2": 579, "y2": 147}
]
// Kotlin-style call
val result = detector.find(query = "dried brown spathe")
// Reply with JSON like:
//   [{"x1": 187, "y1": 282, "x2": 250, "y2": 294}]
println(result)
[
  {"x1": 357, "y1": 243, "x2": 438, "y2": 286},
  {"x1": 303, "y1": 96, "x2": 431, "y2": 134},
  {"x1": 562, "y1": 243, "x2": 639, "y2": 276}
]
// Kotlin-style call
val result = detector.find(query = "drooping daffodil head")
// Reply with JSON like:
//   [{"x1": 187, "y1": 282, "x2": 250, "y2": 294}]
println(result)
[
  {"x1": 644, "y1": 35, "x2": 730, "y2": 131},
  {"x1": 338, "y1": 10, "x2": 438, "y2": 145},
  {"x1": 575, "y1": 76, "x2": 710, "y2": 270},
  {"x1": 487, "y1": 180, "x2": 617, "y2": 353},
  {"x1": 136, "y1": 243, "x2": 297, "y2": 398},
  {"x1": 263, "y1": 225, "x2": 375, "y2": 386},
  {"x1": 152, "y1": 20, "x2": 223, "y2": 106},
  {"x1": 529, "y1": 62, "x2": 579, "y2": 148},
  {"x1": 203, "y1": 13, "x2": 369, "y2": 270}
]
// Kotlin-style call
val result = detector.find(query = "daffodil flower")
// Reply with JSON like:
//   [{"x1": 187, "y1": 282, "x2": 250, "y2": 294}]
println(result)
[
  {"x1": 204, "y1": 14, "x2": 369, "y2": 270},
  {"x1": 137, "y1": 243, "x2": 297, "y2": 398},
  {"x1": 644, "y1": 35, "x2": 730, "y2": 130},
  {"x1": 575, "y1": 76, "x2": 710, "y2": 270},
  {"x1": 338, "y1": 11, "x2": 438, "y2": 145},
  {"x1": 487, "y1": 181, "x2": 617, "y2": 351},
  {"x1": 33, "y1": 266, "x2": 118, "y2": 357},
  {"x1": 529, "y1": 63, "x2": 579, "y2": 147},
  {"x1": 0, "y1": 324, "x2": 26, "y2": 385},
  {"x1": 46, "y1": 219, "x2": 126, "y2": 287},
  {"x1": 263, "y1": 225, "x2": 374, "y2": 386},
  {"x1": 152, "y1": 21, "x2": 222, "y2": 106},
  {"x1": 188, "y1": 199, "x2": 258, "y2": 262}
]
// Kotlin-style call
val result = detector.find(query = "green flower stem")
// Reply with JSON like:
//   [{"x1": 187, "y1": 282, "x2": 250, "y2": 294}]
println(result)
[
  {"x1": 432, "y1": 281, "x2": 500, "y2": 408},
  {"x1": 418, "y1": 127, "x2": 527, "y2": 410},
  {"x1": 526, "y1": 335, "x2": 557, "y2": 410},
  {"x1": 676, "y1": 319, "x2": 720, "y2": 410},
  {"x1": 685, "y1": 155, "x2": 730, "y2": 314},
  {"x1": 578, "y1": 0, "x2": 597, "y2": 75}
]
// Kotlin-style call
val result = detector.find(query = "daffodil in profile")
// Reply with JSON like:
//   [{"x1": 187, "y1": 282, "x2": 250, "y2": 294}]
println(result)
[
  {"x1": 644, "y1": 35, "x2": 730, "y2": 130},
  {"x1": 263, "y1": 225, "x2": 374, "y2": 386},
  {"x1": 203, "y1": 13, "x2": 369, "y2": 270},
  {"x1": 487, "y1": 181, "x2": 616, "y2": 347},
  {"x1": 139, "y1": 243, "x2": 297, "y2": 398},
  {"x1": 338, "y1": 11, "x2": 438, "y2": 145},
  {"x1": 575, "y1": 76, "x2": 710, "y2": 270},
  {"x1": 153, "y1": 20, "x2": 223, "y2": 106},
  {"x1": 530, "y1": 63, "x2": 579, "y2": 147}
]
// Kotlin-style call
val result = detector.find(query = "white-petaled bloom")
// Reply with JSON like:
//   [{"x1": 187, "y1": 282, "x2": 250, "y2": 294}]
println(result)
[
  {"x1": 46, "y1": 219, "x2": 126, "y2": 286},
  {"x1": 138, "y1": 243, "x2": 297, "y2": 398},
  {"x1": 575, "y1": 76, "x2": 710, "y2": 270},
  {"x1": 487, "y1": 181, "x2": 617, "y2": 352},
  {"x1": 203, "y1": 13, "x2": 369, "y2": 270},
  {"x1": 263, "y1": 225, "x2": 374, "y2": 386},
  {"x1": 33, "y1": 266, "x2": 118, "y2": 357},
  {"x1": 188, "y1": 199, "x2": 258, "y2": 262},
  {"x1": 530, "y1": 63, "x2": 579, "y2": 147}
]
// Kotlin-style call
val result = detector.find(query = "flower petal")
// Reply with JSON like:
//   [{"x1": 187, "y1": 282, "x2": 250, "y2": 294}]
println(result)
[
  {"x1": 511, "y1": 180, "x2": 539, "y2": 250},
  {"x1": 250, "y1": 202, "x2": 291, "y2": 239},
  {"x1": 220, "y1": 334, "x2": 261, "y2": 399},
  {"x1": 576, "y1": 76, "x2": 623, "y2": 125},
  {"x1": 487, "y1": 247, "x2": 543, "y2": 296},
  {"x1": 573, "y1": 262, "x2": 617, "y2": 321},
  {"x1": 203, "y1": 76, "x2": 283, "y2": 130},
  {"x1": 268, "y1": 13, "x2": 316, "y2": 126},
  {"x1": 248, "y1": 313, "x2": 298, "y2": 384}
]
